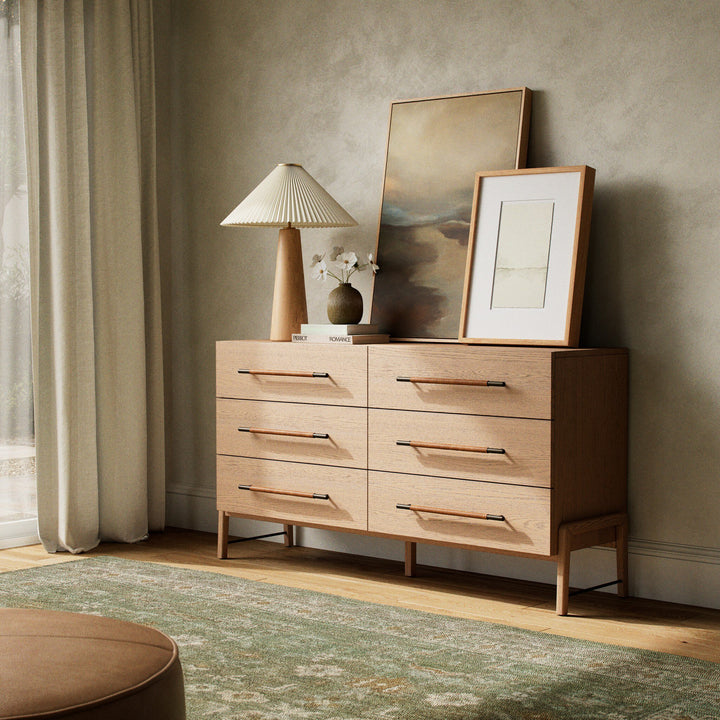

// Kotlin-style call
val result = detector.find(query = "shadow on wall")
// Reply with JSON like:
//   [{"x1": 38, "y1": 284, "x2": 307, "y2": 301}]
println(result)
[{"x1": 582, "y1": 180, "x2": 720, "y2": 545}]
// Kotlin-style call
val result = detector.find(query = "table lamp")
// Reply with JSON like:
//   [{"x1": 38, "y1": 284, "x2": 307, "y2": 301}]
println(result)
[{"x1": 221, "y1": 163, "x2": 357, "y2": 341}]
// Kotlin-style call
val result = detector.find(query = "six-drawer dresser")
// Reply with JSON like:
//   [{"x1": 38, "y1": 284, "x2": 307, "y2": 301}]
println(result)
[{"x1": 216, "y1": 340, "x2": 628, "y2": 615}]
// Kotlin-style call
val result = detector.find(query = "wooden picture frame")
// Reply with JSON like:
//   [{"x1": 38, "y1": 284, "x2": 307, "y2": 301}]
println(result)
[
  {"x1": 369, "y1": 88, "x2": 532, "y2": 341},
  {"x1": 459, "y1": 166, "x2": 595, "y2": 347}
]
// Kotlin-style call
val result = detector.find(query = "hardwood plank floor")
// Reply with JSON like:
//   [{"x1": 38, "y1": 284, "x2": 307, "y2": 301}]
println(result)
[{"x1": 1, "y1": 527, "x2": 719, "y2": 662}]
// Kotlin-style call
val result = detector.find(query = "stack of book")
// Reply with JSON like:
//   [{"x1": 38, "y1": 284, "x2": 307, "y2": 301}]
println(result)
[{"x1": 292, "y1": 324, "x2": 390, "y2": 344}]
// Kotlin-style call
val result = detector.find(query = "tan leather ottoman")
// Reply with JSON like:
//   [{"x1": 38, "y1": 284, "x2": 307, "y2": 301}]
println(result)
[{"x1": 0, "y1": 608, "x2": 186, "y2": 720}]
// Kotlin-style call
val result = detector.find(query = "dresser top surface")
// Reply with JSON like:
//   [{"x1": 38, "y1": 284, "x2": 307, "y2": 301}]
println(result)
[{"x1": 217, "y1": 339, "x2": 627, "y2": 357}]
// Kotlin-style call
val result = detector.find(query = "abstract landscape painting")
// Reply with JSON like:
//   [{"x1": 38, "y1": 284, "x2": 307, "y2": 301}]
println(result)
[{"x1": 370, "y1": 88, "x2": 531, "y2": 339}]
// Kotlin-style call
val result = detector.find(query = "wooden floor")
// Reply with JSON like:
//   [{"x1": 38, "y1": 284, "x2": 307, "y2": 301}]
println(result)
[{"x1": 2, "y1": 527, "x2": 720, "y2": 663}]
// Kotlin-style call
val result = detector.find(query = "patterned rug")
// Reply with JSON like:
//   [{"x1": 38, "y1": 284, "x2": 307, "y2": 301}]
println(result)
[{"x1": 0, "y1": 557, "x2": 718, "y2": 719}]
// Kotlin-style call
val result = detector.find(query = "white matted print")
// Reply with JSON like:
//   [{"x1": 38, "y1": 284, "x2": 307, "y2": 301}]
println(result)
[
  {"x1": 459, "y1": 167, "x2": 595, "y2": 346},
  {"x1": 491, "y1": 200, "x2": 554, "y2": 309}
]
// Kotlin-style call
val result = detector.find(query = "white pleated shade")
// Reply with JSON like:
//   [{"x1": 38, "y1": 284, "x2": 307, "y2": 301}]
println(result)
[{"x1": 221, "y1": 163, "x2": 357, "y2": 228}]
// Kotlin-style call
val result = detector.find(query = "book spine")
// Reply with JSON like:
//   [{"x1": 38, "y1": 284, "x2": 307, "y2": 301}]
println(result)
[
  {"x1": 300, "y1": 324, "x2": 379, "y2": 336},
  {"x1": 292, "y1": 334, "x2": 355, "y2": 344}
]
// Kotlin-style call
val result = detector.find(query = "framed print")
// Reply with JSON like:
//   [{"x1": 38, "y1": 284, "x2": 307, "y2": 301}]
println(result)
[
  {"x1": 459, "y1": 166, "x2": 595, "y2": 346},
  {"x1": 370, "y1": 88, "x2": 532, "y2": 340}
]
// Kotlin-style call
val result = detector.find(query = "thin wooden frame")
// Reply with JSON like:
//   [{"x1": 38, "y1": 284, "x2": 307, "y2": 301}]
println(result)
[
  {"x1": 459, "y1": 166, "x2": 595, "y2": 347},
  {"x1": 370, "y1": 88, "x2": 532, "y2": 341}
]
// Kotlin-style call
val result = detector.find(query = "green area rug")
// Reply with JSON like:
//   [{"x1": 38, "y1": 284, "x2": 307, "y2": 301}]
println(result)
[{"x1": 1, "y1": 557, "x2": 718, "y2": 719}]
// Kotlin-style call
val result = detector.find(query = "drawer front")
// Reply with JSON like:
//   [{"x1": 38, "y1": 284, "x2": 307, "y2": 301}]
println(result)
[
  {"x1": 368, "y1": 345, "x2": 552, "y2": 419},
  {"x1": 368, "y1": 409, "x2": 550, "y2": 488},
  {"x1": 217, "y1": 399, "x2": 367, "y2": 468},
  {"x1": 368, "y1": 471, "x2": 551, "y2": 555},
  {"x1": 218, "y1": 456, "x2": 367, "y2": 530},
  {"x1": 217, "y1": 341, "x2": 367, "y2": 406}
]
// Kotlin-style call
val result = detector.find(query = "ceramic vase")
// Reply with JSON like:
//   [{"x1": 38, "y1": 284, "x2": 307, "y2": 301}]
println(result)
[{"x1": 327, "y1": 283, "x2": 363, "y2": 325}]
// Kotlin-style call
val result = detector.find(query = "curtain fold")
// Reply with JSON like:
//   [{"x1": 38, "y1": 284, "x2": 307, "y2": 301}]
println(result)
[{"x1": 20, "y1": 0, "x2": 165, "y2": 553}]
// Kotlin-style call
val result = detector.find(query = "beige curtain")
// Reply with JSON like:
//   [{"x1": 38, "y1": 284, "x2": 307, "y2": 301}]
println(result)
[{"x1": 20, "y1": 0, "x2": 165, "y2": 552}]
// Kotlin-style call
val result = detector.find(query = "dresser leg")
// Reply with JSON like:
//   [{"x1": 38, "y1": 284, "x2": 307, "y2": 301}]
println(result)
[
  {"x1": 556, "y1": 525, "x2": 571, "y2": 616},
  {"x1": 616, "y1": 515, "x2": 629, "y2": 598},
  {"x1": 404, "y1": 541, "x2": 416, "y2": 577},
  {"x1": 217, "y1": 511, "x2": 229, "y2": 559},
  {"x1": 283, "y1": 524, "x2": 294, "y2": 547},
  {"x1": 556, "y1": 512, "x2": 629, "y2": 615}
]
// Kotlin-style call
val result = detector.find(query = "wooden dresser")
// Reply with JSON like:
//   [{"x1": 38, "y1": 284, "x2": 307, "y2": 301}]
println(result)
[{"x1": 216, "y1": 340, "x2": 628, "y2": 615}]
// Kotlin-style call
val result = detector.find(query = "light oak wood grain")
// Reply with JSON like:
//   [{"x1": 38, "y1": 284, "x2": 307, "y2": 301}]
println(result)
[
  {"x1": 368, "y1": 471, "x2": 551, "y2": 555},
  {"x1": 368, "y1": 408, "x2": 551, "y2": 487},
  {"x1": 217, "y1": 398, "x2": 367, "y2": 468},
  {"x1": 269, "y1": 227, "x2": 308, "y2": 341},
  {"x1": 217, "y1": 340, "x2": 367, "y2": 407},
  {"x1": 368, "y1": 344, "x2": 552, "y2": 418},
  {"x1": 550, "y1": 351, "x2": 628, "y2": 526},
  {"x1": 217, "y1": 456, "x2": 367, "y2": 530},
  {"x1": 216, "y1": 342, "x2": 628, "y2": 615}
]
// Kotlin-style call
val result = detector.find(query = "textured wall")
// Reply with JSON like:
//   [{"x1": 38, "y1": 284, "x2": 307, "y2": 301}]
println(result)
[{"x1": 165, "y1": 0, "x2": 720, "y2": 601}]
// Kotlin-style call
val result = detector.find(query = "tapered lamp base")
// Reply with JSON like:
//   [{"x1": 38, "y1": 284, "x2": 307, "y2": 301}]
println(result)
[{"x1": 270, "y1": 226, "x2": 308, "y2": 341}]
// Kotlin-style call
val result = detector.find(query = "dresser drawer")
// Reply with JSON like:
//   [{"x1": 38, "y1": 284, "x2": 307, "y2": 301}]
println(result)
[
  {"x1": 217, "y1": 341, "x2": 367, "y2": 406},
  {"x1": 218, "y1": 457, "x2": 367, "y2": 530},
  {"x1": 217, "y1": 399, "x2": 367, "y2": 468},
  {"x1": 368, "y1": 471, "x2": 551, "y2": 555},
  {"x1": 368, "y1": 409, "x2": 550, "y2": 488},
  {"x1": 368, "y1": 345, "x2": 552, "y2": 419}
]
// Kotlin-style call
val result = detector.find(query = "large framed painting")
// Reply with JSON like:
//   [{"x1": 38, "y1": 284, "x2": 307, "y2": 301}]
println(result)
[
  {"x1": 370, "y1": 88, "x2": 532, "y2": 340},
  {"x1": 459, "y1": 166, "x2": 595, "y2": 347}
]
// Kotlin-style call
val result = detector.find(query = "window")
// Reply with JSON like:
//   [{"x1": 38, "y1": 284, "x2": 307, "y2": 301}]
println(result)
[{"x1": 0, "y1": 0, "x2": 37, "y2": 548}]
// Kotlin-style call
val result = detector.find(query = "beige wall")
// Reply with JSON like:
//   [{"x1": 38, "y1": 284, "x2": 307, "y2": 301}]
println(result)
[{"x1": 163, "y1": 0, "x2": 720, "y2": 605}]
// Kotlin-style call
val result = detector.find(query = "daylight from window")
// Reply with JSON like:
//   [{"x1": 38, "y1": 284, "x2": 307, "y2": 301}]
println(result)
[{"x1": 0, "y1": 0, "x2": 36, "y2": 548}]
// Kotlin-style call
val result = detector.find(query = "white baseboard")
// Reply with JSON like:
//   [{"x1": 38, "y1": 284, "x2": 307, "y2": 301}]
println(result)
[
  {"x1": 166, "y1": 485, "x2": 720, "y2": 610},
  {"x1": 0, "y1": 517, "x2": 40, "y2": 550}
]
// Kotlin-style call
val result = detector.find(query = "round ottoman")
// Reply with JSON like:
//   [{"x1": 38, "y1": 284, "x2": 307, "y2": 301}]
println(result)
[{"x1": 0, "y1": 608, "x2": 185, "y2": 720}]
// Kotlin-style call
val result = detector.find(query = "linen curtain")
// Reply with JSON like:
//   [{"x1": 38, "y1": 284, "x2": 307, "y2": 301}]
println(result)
[{"x1": 20, "y1": 0, "x2": 165, "y2": 552}]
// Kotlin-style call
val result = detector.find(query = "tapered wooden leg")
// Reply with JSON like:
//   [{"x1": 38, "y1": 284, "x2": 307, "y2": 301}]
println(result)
[
  {"x1": 556, "y1": 525, "x2": 571, "y2": 616},
  {"x1": 283, "y1": 524, "x2": 294, "y2": 547},
  {"x1": 404, "y1": 541, "x2": 416, "y2": 577},
  {"x1": 616, "y1": 515, "x2": 629, "y2": 598},
  {"x1": 217, "y1": 511, "x2": 229, "y2": 559}
]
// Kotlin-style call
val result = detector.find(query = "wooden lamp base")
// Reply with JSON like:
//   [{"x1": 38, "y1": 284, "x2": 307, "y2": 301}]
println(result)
[{"x1": 270, "y1": 226, "x2": 308, "y2": 341}]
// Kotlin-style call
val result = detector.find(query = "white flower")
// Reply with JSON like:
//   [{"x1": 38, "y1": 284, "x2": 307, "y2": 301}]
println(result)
[
  {"x1": 368, "y1": 253, "x2": 379, "y2": 275},
  {"x1": 310, "y1": 247, "x2": 373, "y2": 284},
  {"x1": 312, "y1": 259, "x2": 329, "y2": 281},
  {"x1": 334, "y1": 251, "x2": 358, "y2": 273}
]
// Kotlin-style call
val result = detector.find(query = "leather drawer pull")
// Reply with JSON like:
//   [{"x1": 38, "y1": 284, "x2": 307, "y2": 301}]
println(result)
[
  {"x1": 239, "y1": 369, "x2": 329, "y2": 378},
  {"x1": 396, "y1": 439, "x2": 505, "y2": 454},
  {"x1": 238, "y1": 484, "x2": 330, "y2": 500},
  {"x1": 238, "y1": 426, "x2": 329, "y2": 439},
  {"x1": 396, "y1": 503, "x2": 505, "y2": 522},
  {"x1": 396, "y1": 375, "x2": 505, "y2": 387}
]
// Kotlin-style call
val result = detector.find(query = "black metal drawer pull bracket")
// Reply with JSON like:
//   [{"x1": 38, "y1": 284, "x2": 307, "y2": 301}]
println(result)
[
  {"x1": 238, "y1": 369, "x2": 329, "y2": 378},
  {"x1": 396, "y1": 439, "x2": 505, "y2": 454},
  {"x1": 396, "y1": 376, "x2": 505, "y2": 387},
  {"x1": 238, "y1": 427, "x2": 329, "y2": 439},
  {"x1": 396, "y1": 503, "x2": 505, "y2": 522},
  {"x1": 237, "y1": 484, "x2": 330, "y2": 500}
]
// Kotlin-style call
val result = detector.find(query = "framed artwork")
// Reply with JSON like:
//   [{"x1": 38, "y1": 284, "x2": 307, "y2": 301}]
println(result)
[
  {"x1": 459, "y1": 166, "x2": 595, "y2": 347},
  {"x1": 370, "y1": 88, "x2": 532, "y2": 340}
]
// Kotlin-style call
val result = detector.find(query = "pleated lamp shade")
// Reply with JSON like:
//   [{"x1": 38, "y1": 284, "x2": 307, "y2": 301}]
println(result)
[
  {"x1": 221, "y1": 163, "x2": 357, "y2": 228},
  {"x1": 220, "y1": 163, "x2": 357, "y2": 341}
]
